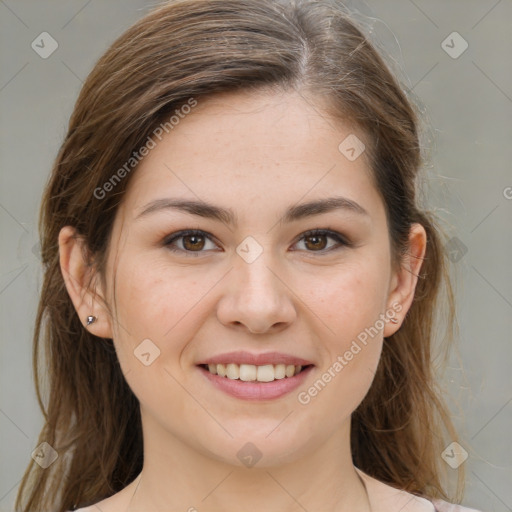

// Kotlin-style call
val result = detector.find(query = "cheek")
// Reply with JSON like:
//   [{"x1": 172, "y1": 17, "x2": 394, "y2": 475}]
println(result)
[
  {"x1": 107, "y1": 261, "x2": 212, "y2": 417},
  {"x1": 112, "y1": 255, "x2": 206, "y2": 332},
  {"x1": 107, "y1": 256, "x2": 214, "y2": 375},
  {"x1": 304, "y1": 256, "x2": 390, "y2": 342},
  {"x1": 296, "y1": 256, "x2": 389, "y2": 405},
  {"x1": 297, "y1": 270, "x2": 385, "y2": 424}
]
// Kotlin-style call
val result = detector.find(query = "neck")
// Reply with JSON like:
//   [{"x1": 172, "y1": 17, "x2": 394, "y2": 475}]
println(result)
[{"x1": 125, "y1": 416, "x2": 371, "y2": 512}]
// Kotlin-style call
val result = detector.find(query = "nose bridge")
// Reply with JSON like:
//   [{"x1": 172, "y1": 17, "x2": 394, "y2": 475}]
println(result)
[
  {"x1": 217, "y1": 236, "x2": 296, "y2": 333},
  {"x1": 234, "y1": 243, "x2": 284, "y2": 306}
]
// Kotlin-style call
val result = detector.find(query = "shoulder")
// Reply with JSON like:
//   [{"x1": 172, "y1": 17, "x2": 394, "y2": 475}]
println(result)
[
  {"x1": 67, "y1": 507, "x2": 107, "y2": 512},
  {"x1": 65, "y1": 474, "x2": 141, "y2": 512},
  {"x1": 66, "y1": 495, "x2": 125, "y2": 512},
  {"x1": 431, "y1": 499, "x2": 484, "y2": 512},
  {"x1": 65, "y1": 473, "x2": 141, "y2": 512},
  {"x1": 67, "y1": 499, "x2": 123, "y2": 512},
  {"x1": 356, "y1": 467, "x2": 482, "y2": 512},
  {"x1": 67, "y1": 503, "x2": 116, "y2": 512},
  {"x1": 356, "y1": 467, "x2": 434, "y2": 511}
]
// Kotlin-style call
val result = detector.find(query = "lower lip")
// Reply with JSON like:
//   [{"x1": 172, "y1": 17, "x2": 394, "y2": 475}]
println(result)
[{"x1": 198, "y1": 365, "x2": 314, "y2": 400}]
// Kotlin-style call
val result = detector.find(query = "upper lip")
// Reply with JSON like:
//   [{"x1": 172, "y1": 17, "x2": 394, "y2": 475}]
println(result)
[{"x1": 197, "y1": 351, "x2": 314, "y2": 367}]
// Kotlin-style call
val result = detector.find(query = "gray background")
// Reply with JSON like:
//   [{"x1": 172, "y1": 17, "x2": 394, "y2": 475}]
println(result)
[{"x1": 1, "y1": 1, "x2": 510, "y2": 511}]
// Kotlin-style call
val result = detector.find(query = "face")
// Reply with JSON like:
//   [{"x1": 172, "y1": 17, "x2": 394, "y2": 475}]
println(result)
[{"x1": 88, "y1": 89, "x2": 407, "y2": 468}]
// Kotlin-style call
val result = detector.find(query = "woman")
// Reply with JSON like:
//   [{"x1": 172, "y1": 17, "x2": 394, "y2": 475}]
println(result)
[{"x1": 15, "y1": 1, "x2": 482, "y2": 511}]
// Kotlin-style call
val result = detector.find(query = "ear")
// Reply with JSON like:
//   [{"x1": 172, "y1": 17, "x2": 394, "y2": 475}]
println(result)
[
  {"x1": 58, "y1": 226, "x2": 113, "y2": 338},
  {"x1": 383, "y1": 223, "x2": 427, "y2": 337}
]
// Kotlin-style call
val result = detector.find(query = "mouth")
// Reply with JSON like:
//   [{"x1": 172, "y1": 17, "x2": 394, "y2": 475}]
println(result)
[
  {"x1": 196, "y1": 362, "x2": 315, "y2": 400},
  {"x1": 198, "y1": 362, "x2": 313, "y2": 382}
]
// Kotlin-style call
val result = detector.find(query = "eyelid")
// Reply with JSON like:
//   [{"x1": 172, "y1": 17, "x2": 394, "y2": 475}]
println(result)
[
  {"x1": 163, "y1": 229, "x2": 220, "y2": 255},
  {"x1": 293, "y1": 228, "x2": 352, "y2": 251},
  {"x1": 163, "y1": 228, "x2": 351, "y2": 255}
]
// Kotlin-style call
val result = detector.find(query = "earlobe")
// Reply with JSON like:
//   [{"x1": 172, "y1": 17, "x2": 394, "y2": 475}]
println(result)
[
  {"x1": 383, "y1": 223, "x2": 427, "y2": 337},
  {"x1": 58, "y1": 226, "x2": 113, "y2": 338}
]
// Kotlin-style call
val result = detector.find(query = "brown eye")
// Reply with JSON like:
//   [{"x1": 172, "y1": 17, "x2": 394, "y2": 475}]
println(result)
[
  {"x1": 182, "y1": 234, "x2": 205, "y2": 251},
  {"x1": 164, "y1": 228, "x2": 350, "y2": 257},
  {"x1": 303, "y1": 233, "x2": 329, "y2": 251},
  {"x1": 294, "y1": 229, "x2": 350, "y2": 253},
  {"x1": 164, "y1": 230, "x2": 217, "y2": 255}
]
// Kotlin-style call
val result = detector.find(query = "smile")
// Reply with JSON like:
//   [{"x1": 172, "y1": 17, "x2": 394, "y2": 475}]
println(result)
[
  {"x1": 202, "y1": 362, "x2": 309, "y2": 382},
  {"x1": 197, "y1": 363, "x2": 314, "y2": 400}
]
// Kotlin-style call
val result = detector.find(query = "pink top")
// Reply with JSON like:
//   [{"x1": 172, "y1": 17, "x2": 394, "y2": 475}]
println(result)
[
  {"x1": 354, "y1": 468, "x2": 483, "y2": 512},
  {"x1": 70, "y1": 497, "x2": 484, "y2": 511},
  {"x1": 69, "y1": 469, "x2": 484, "y2": 512},
  {"x1": 432, "y1": 499, "x2": 483, "y2": 512},
  {"x1": 70, "y1": 500, "x2": 483, "y2": 512}
]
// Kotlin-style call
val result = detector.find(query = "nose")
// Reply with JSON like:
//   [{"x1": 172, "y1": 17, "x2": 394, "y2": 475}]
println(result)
[{"x1": 216, "y1": 252, "x2": 297, "y2": 334}]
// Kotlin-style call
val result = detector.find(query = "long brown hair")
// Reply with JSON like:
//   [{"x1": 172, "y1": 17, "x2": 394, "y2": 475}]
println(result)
[{"x1": 16, "y1": 1, "x2": 463, "y2": 510}]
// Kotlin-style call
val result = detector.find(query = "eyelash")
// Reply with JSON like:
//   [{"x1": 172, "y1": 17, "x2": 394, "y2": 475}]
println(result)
[{"x1": 163, "y1": 228, "x2": 351, "y2": 256}]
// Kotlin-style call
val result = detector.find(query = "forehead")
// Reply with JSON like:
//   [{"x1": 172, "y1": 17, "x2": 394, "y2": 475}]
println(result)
[
  {"x1": 157, "y1": 89, "x2": 364, "y2": 167},
  {"x1": 120, "y1": 89, "x2": 383, "y2": 222}
]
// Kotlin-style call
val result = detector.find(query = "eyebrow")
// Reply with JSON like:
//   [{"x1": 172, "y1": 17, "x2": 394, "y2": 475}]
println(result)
[{"x1": 135, "y1": 196, "x2": 369, "y2": 226}]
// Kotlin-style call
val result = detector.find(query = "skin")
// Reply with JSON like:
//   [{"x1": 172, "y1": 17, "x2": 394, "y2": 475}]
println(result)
[{"x1": 59, "y1": 89, "x2": 427, "y2": 512}]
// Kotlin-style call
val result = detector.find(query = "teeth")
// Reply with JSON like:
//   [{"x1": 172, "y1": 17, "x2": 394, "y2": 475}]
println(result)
[
  {"x1": 226, "y1": 363, "x2": 239, "y2": 379},
  {"x1": 239, "y1": 364, "x2": 257, "y2": 381},
  {"x1": 217, "y1": 363, "x2": 226, "y2": 377},
  {"x1": 257, "y1": 364, "x2": 274, "y2": 382},
  {"x1": 274, "y1": 364, "x2": 286, "y2": 379},
  {"x1": 204, "y1": 363, "x2": 304, "y2": 381},
  {"x1": 285, "y1": 364, "x2": 295, "y2": 377}
]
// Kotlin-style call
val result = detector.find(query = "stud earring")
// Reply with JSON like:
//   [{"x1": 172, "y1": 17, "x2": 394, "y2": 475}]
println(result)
[
  {"x1": 86, "y1": 315, "x2": 97, "y2": 326},
  {"x1": 390, "y1": 318, "x2": 399, "y2": 324}
]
